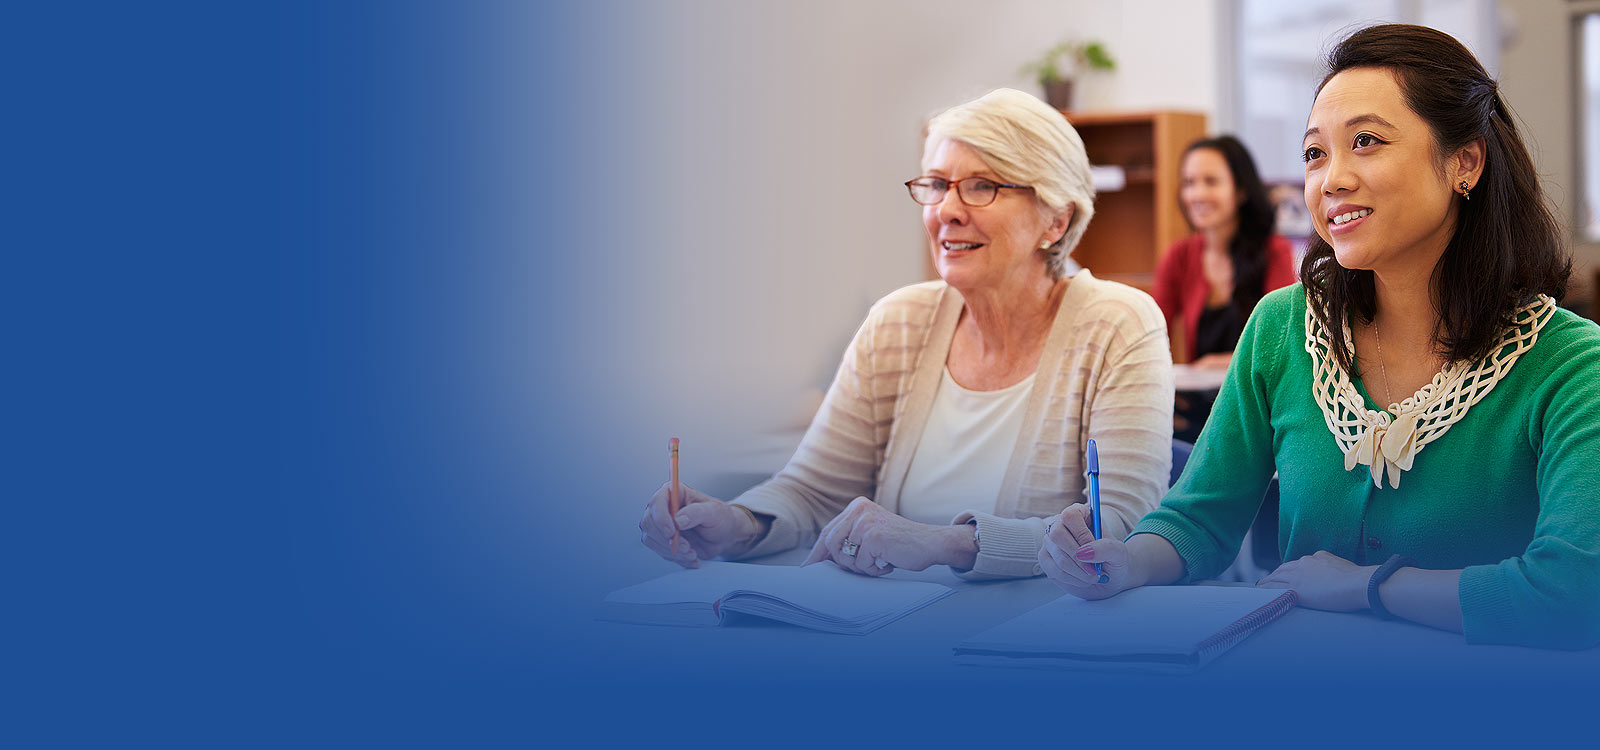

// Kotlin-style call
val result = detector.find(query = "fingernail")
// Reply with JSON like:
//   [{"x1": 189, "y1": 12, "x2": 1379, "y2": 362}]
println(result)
[
  {"x1": 1075, "y1": 545, "x2": 1095, "y2": 560},
  {"x1": 674, "y1": 513, "x2": 689, "y2": 526}
]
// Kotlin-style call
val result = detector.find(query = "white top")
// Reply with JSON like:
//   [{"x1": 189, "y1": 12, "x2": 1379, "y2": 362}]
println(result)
[{"x1": 898, "y1": 367, "x2": 1034, "y2": 525}]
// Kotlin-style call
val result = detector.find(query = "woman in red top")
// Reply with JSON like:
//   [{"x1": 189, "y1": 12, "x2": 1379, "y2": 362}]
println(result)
[{"x1": 1154, "y1": 136, "x2": 1297, "y2": 369}]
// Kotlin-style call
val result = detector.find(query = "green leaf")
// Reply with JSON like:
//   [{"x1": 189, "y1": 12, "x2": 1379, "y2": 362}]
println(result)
[
  {"x1": 1081, "y1": 42, "x2": 1116, "y2": 71},
  {"x1": 1023, "y1": 39, "x2": 1115, "y2": 84}
]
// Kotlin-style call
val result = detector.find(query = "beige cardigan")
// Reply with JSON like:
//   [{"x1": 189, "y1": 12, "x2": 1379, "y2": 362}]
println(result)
[{"x1": 732, "y1": 271, "x2": 1174, "y2": 578}]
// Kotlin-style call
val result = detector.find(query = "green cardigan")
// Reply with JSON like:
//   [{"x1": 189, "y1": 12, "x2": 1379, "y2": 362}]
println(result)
[{"x1": 1133, "y1": 285, "x2": 1600, "y2": 649}]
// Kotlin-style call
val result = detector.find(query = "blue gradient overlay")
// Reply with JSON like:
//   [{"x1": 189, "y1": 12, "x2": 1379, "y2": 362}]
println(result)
[{"x1": 10, "y1": 1, "x2": 1597, "y2": 744}]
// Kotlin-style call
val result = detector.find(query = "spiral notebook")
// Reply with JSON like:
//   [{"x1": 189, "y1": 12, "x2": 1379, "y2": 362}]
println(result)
[
  {"x1": 954, "y1": 585, "x2": 1298, "y2": 673},
  {"x1": 601, "y1": 561, "x2": 954, "y2": 635}
]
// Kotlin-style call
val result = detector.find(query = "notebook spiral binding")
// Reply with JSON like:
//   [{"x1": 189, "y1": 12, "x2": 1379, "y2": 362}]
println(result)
[{"x1": 1194, "y1": 590, "x2": 1299, "y2": 658}]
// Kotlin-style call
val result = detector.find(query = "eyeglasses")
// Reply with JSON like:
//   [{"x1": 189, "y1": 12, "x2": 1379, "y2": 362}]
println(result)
[{"x1": 904, "y1": 176, "x2": 1034, "y2": 207}]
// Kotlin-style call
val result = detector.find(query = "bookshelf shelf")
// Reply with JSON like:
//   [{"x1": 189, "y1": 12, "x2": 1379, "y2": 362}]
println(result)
[{"x1": 1064, "y1": 110, "x2": 1207, "y2": 294}]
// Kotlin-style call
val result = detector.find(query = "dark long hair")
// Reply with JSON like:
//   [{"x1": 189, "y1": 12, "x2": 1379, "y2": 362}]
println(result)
[
  {"x1": 1300, "y1": 24, "x2": 1570, "y2": 376},
  {"x1": 1182, "y1": 135, "x2": 1277, "y2": 311}
]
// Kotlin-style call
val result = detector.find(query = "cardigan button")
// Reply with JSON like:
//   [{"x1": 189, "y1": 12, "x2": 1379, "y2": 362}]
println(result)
[{"x1": 1367, "y1": 537, "x2": 1382, "y2": 550}]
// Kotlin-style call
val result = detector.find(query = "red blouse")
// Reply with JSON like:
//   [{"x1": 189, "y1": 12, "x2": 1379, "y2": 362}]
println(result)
[{"x1": 1152, "y1": 234, "x2": 1297, "y2": 363}]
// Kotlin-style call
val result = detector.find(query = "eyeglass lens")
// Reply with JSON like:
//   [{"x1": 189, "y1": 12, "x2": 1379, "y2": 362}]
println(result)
[{"x1": 908, "y1": 177, "x2": 999, "y2": 206}]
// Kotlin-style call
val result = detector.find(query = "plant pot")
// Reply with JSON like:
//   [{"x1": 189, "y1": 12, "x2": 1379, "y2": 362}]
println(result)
[{"x1": 1044, "y1": 79, "x2": 1074, "y2": 111}]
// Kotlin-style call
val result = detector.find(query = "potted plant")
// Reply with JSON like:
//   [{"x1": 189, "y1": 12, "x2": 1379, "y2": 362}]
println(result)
[{"x1": 1022, "y1": 40, "x2": 1116, "y2": 111}]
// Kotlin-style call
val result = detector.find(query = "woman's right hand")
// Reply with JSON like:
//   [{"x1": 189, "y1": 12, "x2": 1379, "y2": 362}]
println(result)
[
  {"x1": 638, "y1": 482, "x2": 761, "y2": 568},
  {"x1": 1038, "y1": 504, "x2": 1140, "y2": 600}
]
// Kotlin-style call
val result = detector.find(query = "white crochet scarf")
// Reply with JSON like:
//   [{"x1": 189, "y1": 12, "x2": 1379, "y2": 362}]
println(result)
[{"x1": 1304, "y1": 294, "x2": 1555, "y2": 489}]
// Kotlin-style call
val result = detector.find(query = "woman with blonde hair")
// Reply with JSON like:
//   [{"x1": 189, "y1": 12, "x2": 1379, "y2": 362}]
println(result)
[{"x1": 640, "y1": 88, "x2": 1173, "y2": 579}]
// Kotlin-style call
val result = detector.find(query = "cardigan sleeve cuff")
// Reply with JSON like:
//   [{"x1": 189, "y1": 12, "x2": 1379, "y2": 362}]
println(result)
[
  {"x1": 1456, "y1": 562, "x2": 1600, "y2": 649},
  {"x1": 726, "y1": 494, "x2": 803, "y2": 560},
  {"x1": 948, "y1": 511, "x2": 1046, "y2": 580},
  {"x1": 1129, "y1": 517, "x2": 1218, "y2": 584},
  {"x1": 1460, "y1": 561, "x2": 1600, "y2": 650},
  {"x1": 1458, "y1": 564, "x2": 1518, "y2": 645}
]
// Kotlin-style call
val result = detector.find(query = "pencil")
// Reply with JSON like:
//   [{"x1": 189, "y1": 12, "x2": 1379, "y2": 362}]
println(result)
[{"x1": 669, "y1": 437, "x2": 681, "y2": 552}]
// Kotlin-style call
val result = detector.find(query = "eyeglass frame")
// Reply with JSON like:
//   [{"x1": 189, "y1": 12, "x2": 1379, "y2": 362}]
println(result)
[{"x1": 903, "y1": 176, "x2": 1035, "y2": 207}]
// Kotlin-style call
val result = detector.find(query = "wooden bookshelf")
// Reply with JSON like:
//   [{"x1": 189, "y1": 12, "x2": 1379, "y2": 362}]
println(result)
[{"x1": 1062, "y1": 110, "x2": 1207, "y2": 294}]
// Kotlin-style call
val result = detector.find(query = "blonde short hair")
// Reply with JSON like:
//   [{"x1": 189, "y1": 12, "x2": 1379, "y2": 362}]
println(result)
[{"x1": 924, "y1": 88, "x2": 1095, "y2": 280}]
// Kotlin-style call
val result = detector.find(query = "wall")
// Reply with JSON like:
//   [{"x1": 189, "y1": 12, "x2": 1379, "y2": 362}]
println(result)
[{"x1": 1500, "y1": 0, "x2": 1600, "y2": 303}]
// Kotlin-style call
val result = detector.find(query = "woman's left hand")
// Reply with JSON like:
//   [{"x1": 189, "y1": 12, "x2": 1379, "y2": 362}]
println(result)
[
  {"x1": 800, "y1": 497, "x2": 969, "y2": 576},
  {"x1": 1257, "y1": 550, "x2": 1375, "y2": 611}
]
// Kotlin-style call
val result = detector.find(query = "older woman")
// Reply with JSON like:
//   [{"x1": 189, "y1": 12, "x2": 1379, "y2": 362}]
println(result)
[
  {"x1": 639, "y1": 88, "x2": 1172, "y2": 579},
  {"x1": 1042, "y1": 25, "x2": 1600, "y2": 649}
]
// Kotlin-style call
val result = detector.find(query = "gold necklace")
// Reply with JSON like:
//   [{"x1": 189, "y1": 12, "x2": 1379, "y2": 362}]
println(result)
[{"x1": 1373, "y1": 318, "x2": 1393, "y2": 408}]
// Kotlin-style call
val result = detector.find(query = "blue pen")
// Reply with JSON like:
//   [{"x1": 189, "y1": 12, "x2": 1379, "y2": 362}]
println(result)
[{"x1": 1085, "y1": 439, "x2": 1108, "y2": 583}]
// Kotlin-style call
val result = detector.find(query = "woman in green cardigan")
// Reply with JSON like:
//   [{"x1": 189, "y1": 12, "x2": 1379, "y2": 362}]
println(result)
[{"x1": 1040, "y1": 23, "x2": 1600, "y2": 650}]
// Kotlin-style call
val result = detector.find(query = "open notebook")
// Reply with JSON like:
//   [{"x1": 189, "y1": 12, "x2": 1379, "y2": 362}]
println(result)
[
  {"x1": 955, "y1": 585, "x2": 1297, "y2": 673},
  {"x1": 602, "y1": 561, "x2": 954, "y2": 635}
]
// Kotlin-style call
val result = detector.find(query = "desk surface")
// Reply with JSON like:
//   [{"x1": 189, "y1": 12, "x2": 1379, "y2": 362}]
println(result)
[
  {"x1": 583, "y1": 550, "x2": 1600, "y2": 688},
  {"x1": 1173, "y1": 363, "x2": 1229, "y2": 392}
]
